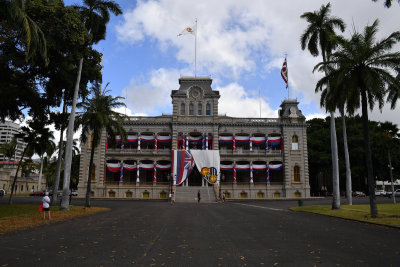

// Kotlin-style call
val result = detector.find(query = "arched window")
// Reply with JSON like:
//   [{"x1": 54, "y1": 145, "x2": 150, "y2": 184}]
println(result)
[
  {"x1": 198, "y1": 103, "x2": 203, "y2": 115},
  {"x1": 189, "y1": 103, "x2": 194, "y2": 115},
  {"x1": 292, "y1": 135, "x2": 299, "y2": 150},
  {"x1": 91, "y1": 164, "x2": 96, "y2": 181},
  {"x1": 206, "y1": 103, "x2": 211, "y2": 115},
  {"x1": 294, "y1": 166, "x2": 300, "y2": 182},
  {"x1": 180, "y1": 103, "x2": 185, "y2": 115}
]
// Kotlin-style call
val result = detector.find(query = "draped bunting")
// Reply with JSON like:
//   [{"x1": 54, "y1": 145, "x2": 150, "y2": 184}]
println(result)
[
  {"x1": 127, "y1": 135, "x2": 138, "y2": 143},
  {"x1": 251, "y1": 136, "x2": 266, "y2": 143},
  {"x1": 235, "y1": 164, "x2": 250, "y2": 171},
  {"x1": 139, "y1": 163, "x2": 154, "y2": 169},
  {"x1": 269, "y1": 163, "x2": 283, "y2": 170},
  {"x1": 157, "y1": 135, "x2": 171, "y2": 142},
  {"x1": 156, "y1": 163, "x2": 171, "y2": 170},
  {"x1": 220, "y1": 163, "x2": 234, "y2": 170},
  {"x1": 253, "y1": 164, "x2": 267, "y2": 171},
  {"x1": 123, "y1": 163, "x2": 137, "y2": 171},
  {"x1": 268, "y1": 136, "x2": 281, "y2": 146},
  {"x1": 106, "y1": 163, "x2": 120, "y2": 172},
  {"x1": 140, "y1": 135, "x2": 155, "y2": 142},
  {"x1": 235, "y1": 136, "x2": 250, "y2": 143},
  {"x1": 219, "y1": 136, "x2": 233, "y2": 143},
  {"x1": 116, "y1": 135, "x2": 122, "y2": 144}
]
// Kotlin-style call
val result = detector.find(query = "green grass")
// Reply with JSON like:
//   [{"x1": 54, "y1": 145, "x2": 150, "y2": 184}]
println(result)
[
  {"x1": 0, "y1": 204, "x2": 109, "y2": 236},
  {"x1": 291, "y1": 203, "x2": 400, "y2": 228}
]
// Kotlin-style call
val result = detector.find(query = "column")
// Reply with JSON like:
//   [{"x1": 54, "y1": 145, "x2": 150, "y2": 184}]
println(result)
[
  {"x1": 154, "y1": 133, "x2": 158, "y2": 151},
  {"x1": 233, "y1": 135, "x2": 236, "y2": 152},
  {"x1": 138, "y1": 132, "x2": 141, "y2": 151},
  {"x1": 206, "y1": 134, "x2": 209, "y2": 150},
  {"x1": 233, "y1": 162, "x2": 237, "y2": 184},
  {"x1": 153, "y1": 162, "x2": 157, "y2": 182},
  {"x1": 136, "y1": 161, "x2": 140, "y2": 183},
  {"x1": 120, "y1": 161, "x2": 124, "y2": 182},
  {"x1": 250, "y1": 162, "x2": 253, "y2": 183},
  {"x1": 250, "y1": 136, "x2": 253, "y2": 152}
]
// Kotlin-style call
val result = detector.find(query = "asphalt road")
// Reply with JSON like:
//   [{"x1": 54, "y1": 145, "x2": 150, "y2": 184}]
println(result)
[{"x1": 0, "y1": 197, "x2": 399, "y2": 266}]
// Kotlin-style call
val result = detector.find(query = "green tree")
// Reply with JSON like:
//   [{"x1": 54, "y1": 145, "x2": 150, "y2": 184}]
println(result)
[
  {"x1": 0, "y1": 138, "x2": 17, "y2": 161},
  {"x1": 300, "y1": 3, "x2": 346, "y2": 209},
  {"x1": 8, "y1": 121, "x2": 54, "y2": 204},
  {"x1": 61, "y1": 0, "x2": 122, "y2": 210},
  {"x1": 77, "y1": 82, "x2": 126, "y2": 207},
  {"x1": 314, "y1": 20, "x2": 400, "y2": 216},
  {"x1": 0, "y1": 0, "x2": 47, "y2": 63}
]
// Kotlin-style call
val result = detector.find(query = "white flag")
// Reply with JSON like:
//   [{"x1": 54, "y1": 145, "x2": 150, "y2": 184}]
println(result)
[{"x1": 178, "y1": 25, "x2": 196, "y2": 36}]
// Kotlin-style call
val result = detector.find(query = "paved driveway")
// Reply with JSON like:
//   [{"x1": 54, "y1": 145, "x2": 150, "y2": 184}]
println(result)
[{"x1": 0, "y1": 198, "x2": 399, "y2": 266}]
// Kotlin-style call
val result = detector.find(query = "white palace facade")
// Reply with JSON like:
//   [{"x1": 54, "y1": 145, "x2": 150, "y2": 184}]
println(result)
[{"x1": 77, "y1": 77, "x2": 310, "y2": 201}]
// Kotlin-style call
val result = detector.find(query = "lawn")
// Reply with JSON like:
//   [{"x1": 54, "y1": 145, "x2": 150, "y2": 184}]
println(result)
[
  {"x1": 0, "y1": 204, "x2": 109, "y2": 236},
  {"x1": 291, "y1": 203, "x2": 400, "y2": 228}
]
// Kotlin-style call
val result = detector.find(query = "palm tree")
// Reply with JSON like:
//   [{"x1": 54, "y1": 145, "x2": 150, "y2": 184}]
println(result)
[
  {"x1": 0, "y1": 138, "x2": 17, "y2": 161},
  {"x1": 8, "y1": 121, "x2": 54, "y2": 204},
  {"x1": 314, "y1": 19, "x2": 400, "y2": 216},
  {"x1": 300, "y1": 3, "x2": 346, "y2": 209},
  {"x1": 61, "y1": 0, "x2": 122, "y2": 210},
  {"x1": 77, "y1": 82, "x2": 126, "y2": 207},
  {"x1": 1, "y1": 0, "x2": 48, "y2": 63}
]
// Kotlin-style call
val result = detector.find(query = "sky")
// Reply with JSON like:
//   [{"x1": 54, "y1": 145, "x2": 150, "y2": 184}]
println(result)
[{"x1": 65, "y1": 0, "x2": 400, "y2": 126}]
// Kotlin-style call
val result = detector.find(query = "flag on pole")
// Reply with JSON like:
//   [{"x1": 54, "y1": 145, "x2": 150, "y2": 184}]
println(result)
[
  {"x1": 281, "y1": 58, "x2": 288, "y2": 88},
  {"x1": 178, "y1": 25, "x2": 196, "y2": 36}
]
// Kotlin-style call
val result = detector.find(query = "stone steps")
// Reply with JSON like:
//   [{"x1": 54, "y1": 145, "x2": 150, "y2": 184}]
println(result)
[{"x1": 175, "y1": 186, "x2": 217, "y2": 203}]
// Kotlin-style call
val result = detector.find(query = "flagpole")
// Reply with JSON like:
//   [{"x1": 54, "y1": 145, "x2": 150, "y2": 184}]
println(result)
[
  {"x1": 195, "y1": 18, "x2": 197, "y2": 79},
  {"x1": 285, "y1": 53, "x2": 289, "y2": 100}
]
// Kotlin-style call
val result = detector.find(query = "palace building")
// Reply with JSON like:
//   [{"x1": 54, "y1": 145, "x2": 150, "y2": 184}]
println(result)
[{"x1": 77, "y1": 77, "x2": 310, "y2": 201}]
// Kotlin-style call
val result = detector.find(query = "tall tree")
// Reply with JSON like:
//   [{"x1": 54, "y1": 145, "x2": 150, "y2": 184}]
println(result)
[
  {"x1": 300, "y1": 3, "x2": 346, "y2": 209},
  {"x1": 61, "y1": 0, "x2": 122, "y2": 210},
  {"x1": 0, "y1": 0, "x2": 47, "y2": 63},
  {"x1": 77, "y1": 82, "x2": 126, "y2": 207},
  {"x1": 314, "y1": 19, "x2": 400, "y2": 216},
  {"x1": 0, "y1": 138, "x2": 17, "y2": 161},
  {"x1": 8, "y1": 121, "x2": 54, "y2": 204}
]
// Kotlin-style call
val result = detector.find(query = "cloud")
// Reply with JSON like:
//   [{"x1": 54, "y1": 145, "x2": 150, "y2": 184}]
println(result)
[
  {"x1": 217, "y1": 83, "x2": 277, "y2": 118},
  {"x1": 115, "y1": 0, "x2": 400, "y2": 125}
]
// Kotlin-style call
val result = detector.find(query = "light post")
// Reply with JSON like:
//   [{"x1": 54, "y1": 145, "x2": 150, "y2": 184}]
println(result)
[{"x1": 388, "y1": 151, "x2": 395, "y2": 204}]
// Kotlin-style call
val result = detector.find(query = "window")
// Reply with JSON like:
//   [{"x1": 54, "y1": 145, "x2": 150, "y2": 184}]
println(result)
[
  {"x1": 91, "y1": 164, "x2": 96, "y2": 181},
  {"x1": 206, "y1": 103, "x2": 211, "y2": 115},
  {"x1": 292, "y1": 135, "x2": 299, "y2": 150},
  {"x1": 294, "y1": 166, "x2": 300, "y2": 182},
  {"x1": 189, "y1": 103, "x2": 194, "y2": 115},
  {"x1": 198, "y1": 103, "x2": 202, "y2": 115},
  {"x1": 180, "y1": 103, "x2": 185, "y2": 115}
]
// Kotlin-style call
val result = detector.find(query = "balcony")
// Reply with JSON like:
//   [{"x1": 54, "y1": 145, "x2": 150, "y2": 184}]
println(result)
[{"x1": 106, "y1": 148, "x2": 172, "y2": 156}]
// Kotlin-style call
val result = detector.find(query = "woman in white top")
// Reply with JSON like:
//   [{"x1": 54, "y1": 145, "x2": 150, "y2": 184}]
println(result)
[{"x1": 42, "y1": 192, "x2": 51, "y2": 220}]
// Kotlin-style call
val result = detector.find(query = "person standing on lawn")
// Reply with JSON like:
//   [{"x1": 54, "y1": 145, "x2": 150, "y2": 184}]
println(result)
[{"x1": 42, "y1": 192, "x2": 51, "y2": 220}]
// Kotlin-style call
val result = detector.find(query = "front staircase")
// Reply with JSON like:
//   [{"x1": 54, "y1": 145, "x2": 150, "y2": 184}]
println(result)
[{"x1": 175, "y1": 185, "x2": 217, "y2": 203}]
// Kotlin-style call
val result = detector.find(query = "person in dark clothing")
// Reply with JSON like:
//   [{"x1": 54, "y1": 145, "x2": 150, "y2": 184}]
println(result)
[{"x1": 197, "y1": 190, "x2": 201, "y2": 203}]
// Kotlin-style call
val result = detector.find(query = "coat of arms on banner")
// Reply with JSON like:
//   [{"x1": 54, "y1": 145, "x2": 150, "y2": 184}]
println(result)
[{"x1": 201, "y1": 167, "x2": 217, "y2": 184}]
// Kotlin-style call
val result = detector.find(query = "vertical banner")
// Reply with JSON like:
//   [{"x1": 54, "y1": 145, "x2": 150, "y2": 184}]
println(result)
[
  {"x1": 136, "y1": 163, "x2": 140, "y2": 182},
  {"x1": 202, "y1": 135, "x2": 205, "y2": 150},
  {"x1": 266, "y1": 136, "x2": 269, "y2": 152},
  {"x1": 120, "y1": 162, "x2": 124, "y2": 182},
  {"x1": 267, "y1": 165, "x2": 270, "y2": 183},
  {"x1": 153, "y1": 163, "x2": 157, "y2": 182},
  {"x1": 138, "y1": 137, "x2": 141, "y2": 151},
  {"x1": 104, "y1": 164, "x2": 107, "y2": 182},
  {"x1": 233, "y1": 164, "x2": 237, "y2": 183},
  {"x1": 250, "y1": 138, "x2": 253, "y2": 151},
  {"x1": 233, "y1": 137, "x2": 236, "y2": 152},
  {"x1": 206, "y1": 135, "x2": 209, "y2": 150},
  {"x1": 171, "y1": 150, "x2": 194, "y2": 185},
  {"x1": 250, "y1": 163, "x2": 253, "y2": 183}
]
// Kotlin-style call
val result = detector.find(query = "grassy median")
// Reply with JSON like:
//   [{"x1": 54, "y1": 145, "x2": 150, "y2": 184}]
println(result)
[
  {"x1": 0, "y1": 204, "x2": 109, "y2": 236},
  {"x1": 291, "y1": 203, "x2": 400, "y2": 228}
]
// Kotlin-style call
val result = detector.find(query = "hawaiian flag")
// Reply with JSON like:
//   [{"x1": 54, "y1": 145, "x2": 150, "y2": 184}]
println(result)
[
  {"x1": 171, "y1": 150, "x2": 194, "y2": 185},
  {"x1": 281, "y1": 57, "x2": 288, "y2": 88}
]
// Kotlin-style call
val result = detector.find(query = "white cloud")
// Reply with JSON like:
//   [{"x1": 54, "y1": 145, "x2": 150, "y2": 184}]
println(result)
[
  {"x1": 217, "y1": 83, "x2": 277, "y2": 118},
  {"x1": 115, "y1": 0, "x2": 400, "y2": 125}
]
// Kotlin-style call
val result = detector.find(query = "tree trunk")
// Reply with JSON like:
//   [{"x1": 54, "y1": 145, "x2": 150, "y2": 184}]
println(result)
[
  {"x1": 341, "y1": 113, "x2": 352, "y2": 205},
  {"x1": 361, "y1": 89, "x2": 378, "y2": 216},
  {"x1": 38, "y1": 155, "x2": 44, "y2": 191},
  {"x1": 322, "y1": 50, "x2": 340, "y2": 210},
  {"x1": 85, "y1": 132, "x2": 97, "y2": 207},
  {"x1": 61, "y1": 58, "x2": 83, "y2": 210},
  {"x1": 51, "y1": 125, "x2": 65, "y2": 204},
  {"x1": 8, "y1": 146, "x2": 28, "y2": 204}
]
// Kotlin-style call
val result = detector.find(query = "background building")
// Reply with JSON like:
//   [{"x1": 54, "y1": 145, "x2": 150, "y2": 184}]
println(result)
[
  {"x1": 78, "y1": 77, "x2": 310, "y2": 201},
  {"x1": 0, "y1": 121, "x2": 26, "y2": 162}
]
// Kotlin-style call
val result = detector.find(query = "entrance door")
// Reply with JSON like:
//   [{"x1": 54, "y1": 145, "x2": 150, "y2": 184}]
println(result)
[{"x1": 188, "y1": 167, "x2": 202, "y2": 186}]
